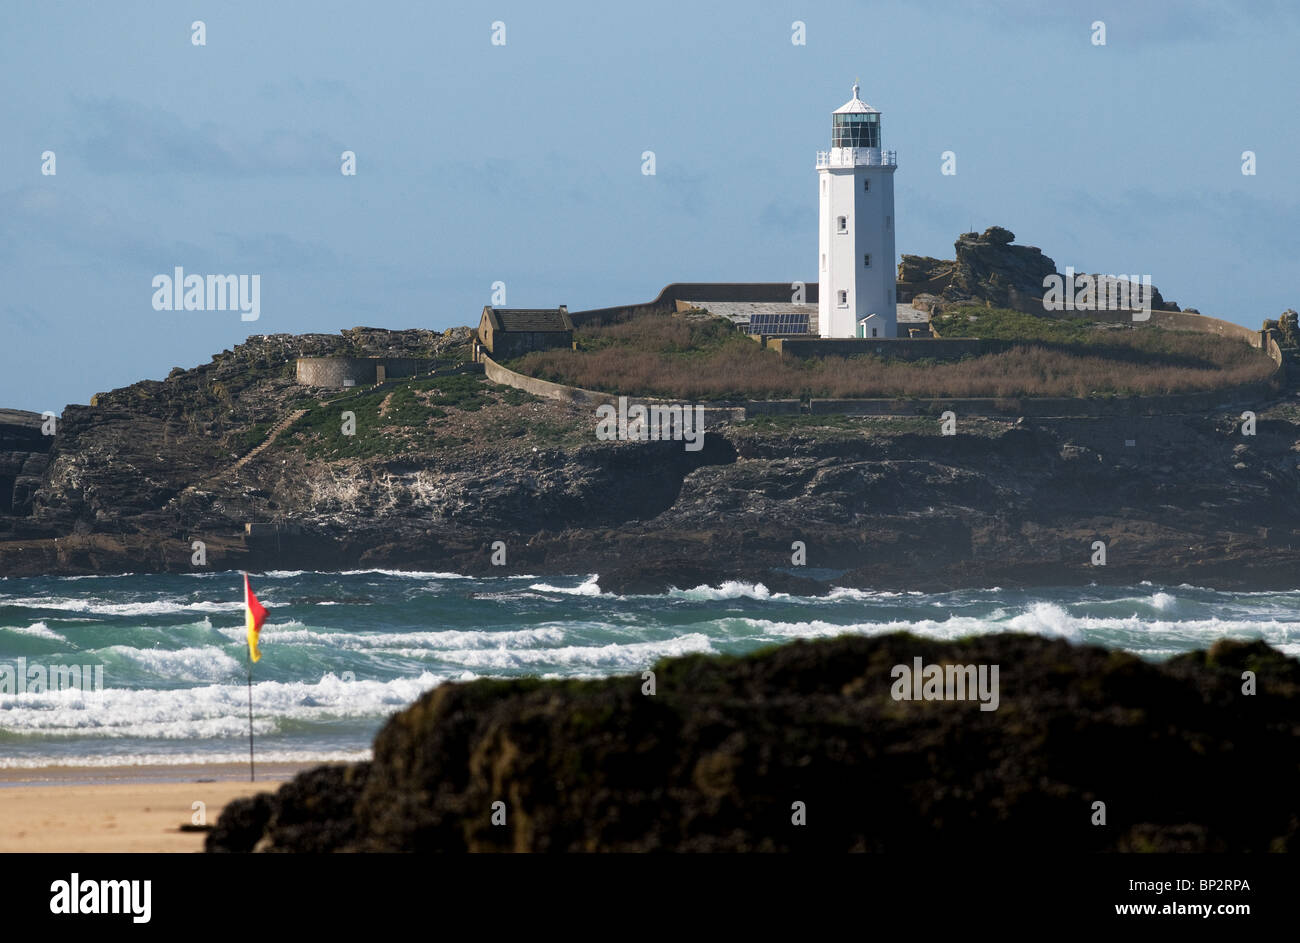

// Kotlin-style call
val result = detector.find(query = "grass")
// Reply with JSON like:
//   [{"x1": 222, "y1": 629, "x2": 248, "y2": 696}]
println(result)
[
  {"x1": 931, "y1": 306, "x2": 1101, "y2": 343},
  {"x1": 226, "y1": 421, "x2": 273, "y2": 455},
  {"x1": 509, "y1": 309, "x2": 1274, "y2": 400},
  {"x1": 283, "y1": 374, "x2": 541, "y2": 459}
]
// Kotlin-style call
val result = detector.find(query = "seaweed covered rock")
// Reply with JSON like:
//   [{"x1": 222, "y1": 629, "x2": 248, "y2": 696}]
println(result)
[
  {"x1": 206, "y1": 633, "x2": 1300, "y2": 853},
  {"x1": 206, "y1": 763, "x2": 370, "y2": 853}
]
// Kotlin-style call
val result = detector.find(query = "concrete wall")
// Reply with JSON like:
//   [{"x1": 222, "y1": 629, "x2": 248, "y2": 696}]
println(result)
[{"x1": 296, "y1": 357, "x2": 432, "y2": 388}]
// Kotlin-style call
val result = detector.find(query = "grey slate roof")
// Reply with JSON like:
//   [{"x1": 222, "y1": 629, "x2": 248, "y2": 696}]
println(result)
[{"x1": 484, "y1": 307, "x2": 573, "y2": 333}]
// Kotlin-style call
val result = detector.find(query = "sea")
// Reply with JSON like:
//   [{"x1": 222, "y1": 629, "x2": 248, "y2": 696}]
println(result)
[{"x1": 1, "y1": 569, "x2": 1298, "y2": 770}]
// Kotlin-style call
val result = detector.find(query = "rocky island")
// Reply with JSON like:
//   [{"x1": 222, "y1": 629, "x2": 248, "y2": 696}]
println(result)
[{"x1": 2, "y1": 230, "x2": 1299, "y2": 593}]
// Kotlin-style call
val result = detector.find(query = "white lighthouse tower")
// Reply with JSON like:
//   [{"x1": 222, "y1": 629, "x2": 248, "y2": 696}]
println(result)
[{"x1": 817, "y1": 82, "x2": 898, "y2": 339}]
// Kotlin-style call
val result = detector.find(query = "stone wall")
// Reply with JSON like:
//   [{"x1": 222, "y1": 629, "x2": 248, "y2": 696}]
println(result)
[
  {"x1": 296, "y1": 357, "x2": 433, "y2": 388},
  {"x1": 1150, "y1": 310, "x2": 1262, "y2": 343},
  {"x1": 479, "y1": 353, "x2": 745, "y2": 429},
  {"x1": 486, "y1": 331, "x2": 572, "y2": 360}
]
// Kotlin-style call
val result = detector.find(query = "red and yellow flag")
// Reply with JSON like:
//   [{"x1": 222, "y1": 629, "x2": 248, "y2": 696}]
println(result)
[{"x1": 244, "y1": 573, "x2": 268, "y2": 663}]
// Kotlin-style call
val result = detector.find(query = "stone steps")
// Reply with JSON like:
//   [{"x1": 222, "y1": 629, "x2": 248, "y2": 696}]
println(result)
[{"x1": 231, "y1": 409, "x2": 307, "y2": 471}]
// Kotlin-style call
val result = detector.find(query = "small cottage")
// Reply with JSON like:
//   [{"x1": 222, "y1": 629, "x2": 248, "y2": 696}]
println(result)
[{"x1": 477, "y1": 306, "x2": 573, "y2": 359}]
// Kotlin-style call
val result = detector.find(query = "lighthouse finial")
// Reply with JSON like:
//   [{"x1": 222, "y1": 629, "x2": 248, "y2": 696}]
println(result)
[{"x1": 853, "y1": 78, "x2": 860, "y2": 99}]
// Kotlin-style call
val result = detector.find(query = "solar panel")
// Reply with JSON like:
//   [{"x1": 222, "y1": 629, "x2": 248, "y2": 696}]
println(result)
[{"x1": 749, "y1": 312, "x2": 811, "y2": 335}]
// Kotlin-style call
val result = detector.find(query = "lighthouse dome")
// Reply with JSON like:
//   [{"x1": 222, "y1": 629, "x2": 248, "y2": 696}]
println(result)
[
  {"x1": 832, "y1": 82, "x2": 879, "y2": 115},
  {"x1": 831, "y1": 82, "x2": 880, "y2": 149}
]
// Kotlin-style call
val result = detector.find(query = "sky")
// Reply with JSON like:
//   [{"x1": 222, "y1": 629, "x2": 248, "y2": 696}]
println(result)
[{"x1": 2, "y1": 0, "x2": 1297, "y2": 412}]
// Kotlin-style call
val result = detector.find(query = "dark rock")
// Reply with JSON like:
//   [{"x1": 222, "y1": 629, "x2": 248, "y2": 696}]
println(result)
[
  {"x1": 897, "y1": 255, "x2": 948, "y2": 283},
  {"x1": 206, "y1": 633, "x2": 1300, "y2": 853},
  {"x1": 945, "y1": 227, "x2": 1058, "y2": 309},
  {"x1": 204, "y1": 791, "x2": 275, "y2": 853},
  {"x1": 206, "y1": 763, "x2": 370, "y2": 853}
]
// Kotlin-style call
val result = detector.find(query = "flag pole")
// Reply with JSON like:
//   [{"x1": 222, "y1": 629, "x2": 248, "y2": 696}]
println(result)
[
  {"x1": 247, "y1": 661, "x2": 255, "y2": 782},
  {"x1": 242, "y1": 569, "x2": 267, "y2": 784}
]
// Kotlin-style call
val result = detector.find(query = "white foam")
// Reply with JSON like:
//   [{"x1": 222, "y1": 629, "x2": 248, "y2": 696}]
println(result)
[
  {"x1": 4, "y1": 621, "x2": 65, "y2": 641},
  {"x1": 672, "y1": 581, "x2": 787, "y2": 601},
  {"x1": 0, "y1": 672, "x2": 447, "y2": 738},
  {"x1": 824, "y1": 586, "x2": 924, "y2": 602},
  {"x1": 529, "y1": 575, "x2": 603, "y2": 596},
  {"x1": 1006, "y1": 602, "x2": 1083, "y2": 640},
  {"x1": 0, "y1": 596, "x2": 245, "y2": 616},
  {"x1": 0, "y1": 749, "x2": 372, "y2": 769},
  {"x1": 426, "y1": 633, "x2": 714, "y2": 669},
  {"x1": 54, "y1": 573, "x2": 139, "y2": 581},
  {"x1": 1149, "y1": 592, "x2": 1177, "y2": 611},
  {"x1": 743, "y1": 617, "x2": 970, "y2": 640},
  {"x1": 104, "y1": 645, "x2": 242, "y2": 681},
  {"x1": 742, "y1": 604, "x2": 1300, "y2": 653},
  {"x1": 213, "y1": 623, "x2": 569, "y2": 651},
  {"x1": 337, "y1": 569, "x2": 470, "y2": 579}
]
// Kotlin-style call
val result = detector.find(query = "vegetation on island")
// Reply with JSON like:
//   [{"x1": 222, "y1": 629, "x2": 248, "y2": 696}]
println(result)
[
  {"x1": 283, "y1": 374, "x2": 557, "y2": 459},
  {"x1": 507, "y1": 308, "x2": 1275, "y2": 401}
]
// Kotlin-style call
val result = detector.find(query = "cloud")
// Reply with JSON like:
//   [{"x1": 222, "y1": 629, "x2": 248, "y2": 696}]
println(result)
[
  {"x1": 758, "y1": 200, "x2": 810, "y2": 231},
  {"x1": 212, "y1": 230, "x2": 340, "y2": 272},
  {"x1": 0, "y1": 185, "x2": 339, "y2": 275},
  {"x1": 0, "y1": 185, "x2": 206, "y2": 269},
  {"x1": 2, "y1": 304, "x2": 43, "y2": 336},
  {"x1": 256, "y1": 78, "x2": 362, "y2": 107},
  {"x1": 1052, "y1": 185, "x2": 1299, "y2": 258},
  {"x1": 655, "y1": 167, "x2": 709, "y2": 218},
  {"x1": 68, "y1": 96, "x2": 346, "y2": 177}
]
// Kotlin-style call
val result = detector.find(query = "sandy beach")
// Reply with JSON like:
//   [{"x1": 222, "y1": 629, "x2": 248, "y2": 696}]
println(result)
[{"x1": 0, "y1": 763, "x2": 311, "y2": 853}]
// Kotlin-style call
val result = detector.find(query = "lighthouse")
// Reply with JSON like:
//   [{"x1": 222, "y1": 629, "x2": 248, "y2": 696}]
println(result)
[{"x1": 817, "y1": 82, "x2": 898, "y2": 339}]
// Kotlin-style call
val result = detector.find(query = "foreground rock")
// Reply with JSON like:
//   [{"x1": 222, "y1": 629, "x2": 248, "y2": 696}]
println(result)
[{"x1": 207, "y1": 633, "x2": 1300, "y2": 852}]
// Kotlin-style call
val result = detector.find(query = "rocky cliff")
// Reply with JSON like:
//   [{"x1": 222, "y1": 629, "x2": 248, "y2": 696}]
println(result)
[
  {"x1": 205, "y1": 631, "x2": 1300, "y2": 852},
  {"x1": 2, "y1": 322, "x2": 1300, "y2": 589},
  {"x1": 0, "y1": 409, "x2": 52, "y2": 526}
]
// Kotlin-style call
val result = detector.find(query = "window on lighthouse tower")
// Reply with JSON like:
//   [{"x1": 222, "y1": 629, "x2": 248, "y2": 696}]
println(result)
[{"x1": 837, "y1": 216, "x2": 847, "y2": 233}]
